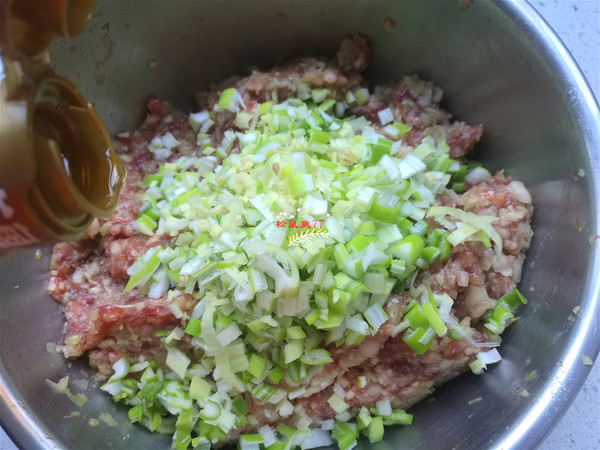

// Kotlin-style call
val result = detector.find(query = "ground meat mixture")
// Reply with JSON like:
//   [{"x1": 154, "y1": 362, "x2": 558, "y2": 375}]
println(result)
[{"x1": 49, "y1": 37, "x2": 533, "y2": 445}]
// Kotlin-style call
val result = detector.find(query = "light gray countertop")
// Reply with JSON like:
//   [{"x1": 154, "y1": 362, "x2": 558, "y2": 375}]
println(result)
[{"x1": 1, "y1": 1, "x2": 598, "y2": 449}]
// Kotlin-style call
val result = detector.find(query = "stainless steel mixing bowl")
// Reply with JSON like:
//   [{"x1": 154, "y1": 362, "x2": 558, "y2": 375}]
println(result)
[{"x1": 1, "y1": 1, "x2": 599, "y2": 449}]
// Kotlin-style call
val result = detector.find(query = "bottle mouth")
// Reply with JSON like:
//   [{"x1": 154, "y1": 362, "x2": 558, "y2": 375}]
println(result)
[
  {"x1": 32, "y1": 75, "x2": 125, "y2": 220},
  {"x1": 4, "y1": 0, "x2": 97, "y2": 56}
]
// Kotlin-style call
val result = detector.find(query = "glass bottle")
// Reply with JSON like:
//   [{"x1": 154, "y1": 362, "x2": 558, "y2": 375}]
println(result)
[{"x1": 0, "y1": 0, "x2": 125, "y2": 251}]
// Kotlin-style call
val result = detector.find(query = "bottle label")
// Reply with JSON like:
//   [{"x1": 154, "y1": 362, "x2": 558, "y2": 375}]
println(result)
[{"x1": 0, "y1": 188, "x2": 39, "y2": 249}]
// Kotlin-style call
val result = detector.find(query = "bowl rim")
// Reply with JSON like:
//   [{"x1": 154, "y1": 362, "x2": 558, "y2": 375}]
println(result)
[
  {"x1": 1, "y1": 1, "x2": 599, "y2": 449},
  {"x1": 488, "y1": 1, "x2": 600, "y2": 448}
]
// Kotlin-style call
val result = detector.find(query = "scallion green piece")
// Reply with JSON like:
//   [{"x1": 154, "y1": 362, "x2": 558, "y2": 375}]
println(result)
[
  {"x1": 364, "y1": 304, "x2": 389, "y2": 331},
  {"x1": 300, "y1": 349, "x2": 333, "y2": 366},
  {"x1": 366, "y1": 416, "x2": 384, "y2": 443},
  {"x1": 402, "y1": 327, "x2": 434, "y2": 355},
  {"x1": 332, "y1": 422, "x2": 358, "y2": 450}
]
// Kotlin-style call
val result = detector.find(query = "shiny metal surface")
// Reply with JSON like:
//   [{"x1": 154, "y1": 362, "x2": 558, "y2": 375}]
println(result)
[{"x1": 1, "y1": 1, "x2": 599, "y2": 449}]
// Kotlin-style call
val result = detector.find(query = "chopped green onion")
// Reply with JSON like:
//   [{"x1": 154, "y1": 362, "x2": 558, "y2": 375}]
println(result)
[
  {"x1": 269, "y1": 367, "x2": 284, "y2": 384},
  {"x1": 376, "y1": 399, "x2": 392, "y2": 416},
  {"x1": 377, "y1": 107, "x2": 394, "y2": 125},
  {"x1": 300, "y1": 349, "x2": 333, "y2": 366},
  {"x1": 402, "y1": 327, "x2": 434, "y2": 355},
  {"x1": 354, "y1": 88, "x2": 369, "y2": 105},
  {"x1": 311, "y1": 88, "x2": 329, "y2": 103},
  {"x1": 332, "y1": 422, "x2": 357, "y2": 450},
  {"x1": 367, "y1": 416, "x2": 384, "y2": 443},
  {"x1": 200, "y1": 399, "x2": 221, "y2": 420},
  {"x1": 183, "y1": 318, "x2": 201, "y2": 336},
  {"x1": 239, "y1": 433, "x2": 263, "y2": 450},
  {"x1": 426, "y1": 206, "x2": 503, "y2": 257},
  {"x1": 469, "y1": 358, "x2": 486, "y2": 375},
  {"x1": 364, "y1": 304, "x2": 389, "y2": 331},
  {"x1": 449, "y1": 326, "x2": 466, "y2": 341},
  {"x1": 382, "y1": 409, "x2": 413, "y2": 425},
  {"x1": 166, "y1": 348, "x2": 190, "y2": 380},
  {"x1": 216, "y1": 88, "x2": 244, "y2": 112},
  {"x1": 421, "y1": 300, "x2": 447, "y2": 337},
  {"x1": 357, "y1": 407, "x2": 372, "y2": 429},
  {"x1": 388, "y1": 234, "x2": 424, "y2": 267},
  {"x1": 124, "y1": 247, "x2": 162, "y2": 292},
  {"x1": 107, "y1": 357, "x2": 130, "y2": 384},
  {"x1": 484, "y1": 307, "x2": 514, "y2": 334},
  {"x1": 327, "y1": 393, "x2": 349, "y2": 414},
  {"x1": 284, "y1": 340, "x2": 304, "y2": 364},
  {"x1": 497, "y1": 289, "x2": 528, "y2": 310},
  {"x1": 189, "y1": 375, "x2": 211, "y2": 400},
  {"x1": 368, "y1": 202, "x2": 401, "y2": 223},
  {"x1": 248, "y1": 353, "x2": 266, "y2": 379}
]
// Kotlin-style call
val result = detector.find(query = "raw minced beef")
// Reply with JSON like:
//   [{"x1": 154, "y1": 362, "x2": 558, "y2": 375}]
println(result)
[{"x1": 49, "y1": 36, "x2": 533, "y2": 444}]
